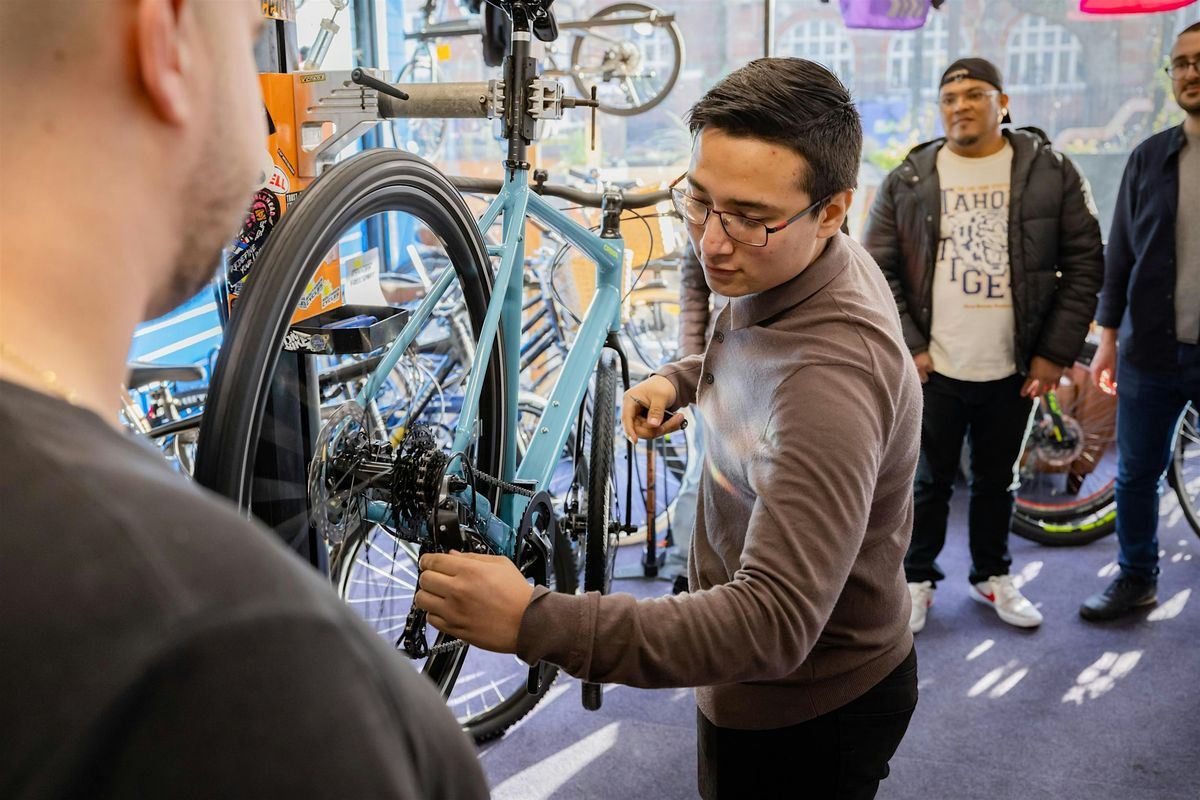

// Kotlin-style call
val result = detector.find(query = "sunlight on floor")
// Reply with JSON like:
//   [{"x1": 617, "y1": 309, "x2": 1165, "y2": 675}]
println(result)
[
  {"x1": 1012, "y1": 561, "x2": 1043, "y2": 590},
  {"x1": 1147, "y1": 589, "x2": 1191, "y2": 622},
  {"x1": 965, "y1": 639, "x2": 995, "y2": 661},
  {"x1": 967, "y1": 659, "x2": 1028, "y2": 699},
  {"x1": 491, "y1": 722, "x2": 621, "y2": 800},
  {"x1": 1061, "y1": 651, "x2": 1143, "y2": 706}
]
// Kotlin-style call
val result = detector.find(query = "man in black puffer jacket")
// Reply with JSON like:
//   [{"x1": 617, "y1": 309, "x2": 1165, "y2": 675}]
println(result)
[{"x1": 864, "y1": 58, "x2": 1103, "y2": 635}]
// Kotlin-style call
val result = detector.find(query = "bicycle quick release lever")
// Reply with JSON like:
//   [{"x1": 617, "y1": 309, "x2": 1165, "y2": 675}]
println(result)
[{"x1": 350, "y1": 68, "x2": 410, "y2": 102}]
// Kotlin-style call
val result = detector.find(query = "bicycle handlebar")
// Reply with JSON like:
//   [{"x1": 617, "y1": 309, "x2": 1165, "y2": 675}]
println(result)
[{"x1": 448, "y1": 176, "x2": 671, "y2": 210}]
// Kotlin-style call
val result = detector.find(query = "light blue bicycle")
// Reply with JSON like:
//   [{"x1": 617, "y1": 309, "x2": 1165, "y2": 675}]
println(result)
[{"x1": 194, "y1": 0, "x2": 675, "y2": 741}]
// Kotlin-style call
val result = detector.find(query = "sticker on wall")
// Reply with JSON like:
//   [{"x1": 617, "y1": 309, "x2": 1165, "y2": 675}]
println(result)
[{"x1": 227, "y1": 189, "x2": 281, "y2": 283}]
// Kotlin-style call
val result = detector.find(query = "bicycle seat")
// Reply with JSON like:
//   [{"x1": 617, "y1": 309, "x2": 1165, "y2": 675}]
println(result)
[
  {"x1": 485, "y1": 0, "x2": 558, "y2": 42},
  {"x1": 127, "y1": 361, "x2": 204, "y2": 387}
]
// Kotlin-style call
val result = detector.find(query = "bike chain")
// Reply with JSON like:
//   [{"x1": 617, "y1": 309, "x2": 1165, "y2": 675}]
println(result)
[{"x1": 471, "y1": 468, "x2": 536, "y2": 498}]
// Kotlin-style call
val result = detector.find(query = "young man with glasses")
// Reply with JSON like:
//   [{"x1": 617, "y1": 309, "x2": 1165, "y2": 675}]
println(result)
[
  {"x1": 1080, "y1": 22, "x2": 1200, "y2": 621},
  {"x1": 864, "y1": 58, "x2": 1104, "y2": 634},
  {"x1": 416, "y1": 58, "x2": 922, "y2": 798}
]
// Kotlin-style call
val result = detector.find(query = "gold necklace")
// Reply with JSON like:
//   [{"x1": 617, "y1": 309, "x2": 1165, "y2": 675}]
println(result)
[{"x1": 0, "y1": 342, "x2": 81, "y2": 405}]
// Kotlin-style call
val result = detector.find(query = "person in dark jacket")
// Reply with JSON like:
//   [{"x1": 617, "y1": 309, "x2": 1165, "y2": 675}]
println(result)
[
  {"x1": 1080, "y1": 22, "x2": 1200, "y2": 622},
  {"x1": 864, "y1": 57, "x2": 1104, "y2": 634}
]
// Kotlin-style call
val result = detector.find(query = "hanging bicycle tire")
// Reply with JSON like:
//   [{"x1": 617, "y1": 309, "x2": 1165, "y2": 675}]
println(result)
[
  {"x1": 570, "y1": 2, "x2": 684, "y2": 117},
  {"x1": 194, "y1": 149, "x2": 506, "y2": 513}
]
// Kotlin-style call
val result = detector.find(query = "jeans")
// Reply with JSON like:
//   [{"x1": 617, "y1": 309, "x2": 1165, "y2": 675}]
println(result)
[
  {"x1": 905, "y1": 373, "x2": 1035, "y2": 586},
  {"x1": 662, "y1": 410, "x2": 705, "y2": 580},
  {"x1": 1114, "y1": 345, "x2": 1200, "y2": 581},
  {"x1": 696, "y1": 647, "x2": 918, "y2": 800}
]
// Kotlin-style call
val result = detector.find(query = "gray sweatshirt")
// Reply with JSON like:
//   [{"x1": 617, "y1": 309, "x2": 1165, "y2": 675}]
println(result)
[{"x1": 517, "y1": 232, "x2": 921, "y2": 730}]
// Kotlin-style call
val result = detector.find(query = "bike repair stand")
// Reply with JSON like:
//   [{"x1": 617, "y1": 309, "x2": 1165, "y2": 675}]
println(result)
[{"x1": 614, "y1": 437, "x2": 674, "y2": 582}]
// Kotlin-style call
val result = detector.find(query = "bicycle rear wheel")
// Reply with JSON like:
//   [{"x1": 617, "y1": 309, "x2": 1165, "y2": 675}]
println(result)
[
  {"x1": 193, "y1": 149, "x2": 542, "y2": 730},
  {"x1": 570, "y1": 2, "x2": 683, "y2": 116}
]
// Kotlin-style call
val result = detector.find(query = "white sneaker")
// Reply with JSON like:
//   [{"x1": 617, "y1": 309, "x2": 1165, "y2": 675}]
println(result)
[
  {"x1": 971, "y1": 575, "x2": 1043, "y2": 628},
  {"x1": 908, "y1": 581, "x2": 934, "y2": 634}
]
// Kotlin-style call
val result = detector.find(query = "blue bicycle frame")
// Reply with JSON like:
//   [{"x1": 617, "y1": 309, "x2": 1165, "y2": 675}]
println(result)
[{"x1": 358, "y1": 168, "x2": 625, "y2": 556}]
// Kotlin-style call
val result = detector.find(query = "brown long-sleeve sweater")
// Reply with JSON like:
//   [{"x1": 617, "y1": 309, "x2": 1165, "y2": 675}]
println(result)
[{"x1": 517, "y1": 232, "x2": 922, "y2": 730}]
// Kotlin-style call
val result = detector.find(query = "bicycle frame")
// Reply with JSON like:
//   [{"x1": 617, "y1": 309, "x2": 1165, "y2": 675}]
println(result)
[{"x1": 357, "y1": 180, "x2": 625, "y2": 556}]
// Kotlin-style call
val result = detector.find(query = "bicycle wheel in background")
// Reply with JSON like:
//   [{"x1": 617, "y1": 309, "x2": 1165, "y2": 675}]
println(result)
[
  {"x1": 570, "y1": 2, "x2": 684, "y2": 116},
  {"x1": 390, "y1": 44, "x2": 449, "y2": 160},
  {"x1": 1169, "y1": 403, "x2": 1199, "y2": 537},
  {"x1": 1011, "y1": 366, "x2": 1118, "y2": 545}
]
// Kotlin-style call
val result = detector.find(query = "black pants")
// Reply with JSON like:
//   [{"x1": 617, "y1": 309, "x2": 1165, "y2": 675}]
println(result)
[
  {"x1": 697, "y1": 647, "x2": 918, "y2": 800},
  {"x1": 905, "y1": 372, "x2": 1034, "y2": 586}
]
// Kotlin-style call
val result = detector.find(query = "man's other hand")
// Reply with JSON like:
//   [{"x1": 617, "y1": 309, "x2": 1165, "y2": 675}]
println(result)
[
  {"x1": 414, "y1": 551, "x2": 535, "y2": 654},
  {"x1": 913, "y1": 351, "x2": 934, "y2": 383},
  {"x1": 621, "y1": 375, "x2": 682, "y2": 443},
  {"x1": 1021, "y1": 355, "x2": 1066, "y2": 398}
]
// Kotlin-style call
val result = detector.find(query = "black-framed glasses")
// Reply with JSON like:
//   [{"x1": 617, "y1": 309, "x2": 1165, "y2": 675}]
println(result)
[
  {"x1": 668, "y1": 174, "x2": 827, "y2": 248},
  {"x1": 1166, "y1": 58, "x2": 1200, "y2": 79}
]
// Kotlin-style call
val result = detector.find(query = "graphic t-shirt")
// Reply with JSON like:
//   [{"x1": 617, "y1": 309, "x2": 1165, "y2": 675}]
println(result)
[{"x1": 929, "y1": 142, "x2": 1016, "y2": 381}]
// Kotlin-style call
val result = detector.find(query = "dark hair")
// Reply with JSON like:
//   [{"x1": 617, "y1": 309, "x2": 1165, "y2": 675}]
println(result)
[
  {"x1": 686, "y1": 58, "x2": 863, "y2": 203},
  {"x1": 1182, "y1": 21, "x2": 1200, "y2": 36}
]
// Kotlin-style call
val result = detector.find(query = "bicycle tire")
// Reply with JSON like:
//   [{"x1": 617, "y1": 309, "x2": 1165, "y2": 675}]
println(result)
[
  {"x1": 581, "y1": 352, "x2": 618, "y2": 711},
  {"x1": 1010, "y1": 507, "x2": 1116, "y2": 546},
  {"x1": 330, "y1": 522, "x2": 577, "y2": 742},
  {"x1": 195, "y1": 149, "x2": 507, "y2": 513},
  {"x1": 585, "y1": 352, "x2": 618, "y2": 595},
  {"x1": 570, "y1": 2, "x2": 684, "y2": 117},
  {"x1": 1170, "y1": 404, "x2": 1199, "y2": 538},
  {"x1": 1012, "y1": 367, "x2": 1118, "y2": 526}
]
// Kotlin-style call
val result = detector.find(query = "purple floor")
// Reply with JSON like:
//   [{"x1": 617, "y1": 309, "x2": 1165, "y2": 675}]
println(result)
[{"x1": 478, "y1": 489, "x2": 1200, "y2": 799}]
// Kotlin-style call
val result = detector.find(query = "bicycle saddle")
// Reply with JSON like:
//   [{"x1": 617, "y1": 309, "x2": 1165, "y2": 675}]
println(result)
[{"x1": 485, "y1": 0, "x2": 558, "y2": 43}]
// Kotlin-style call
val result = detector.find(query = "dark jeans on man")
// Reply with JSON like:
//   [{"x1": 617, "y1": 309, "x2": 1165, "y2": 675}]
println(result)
[
  {"x1": 697, "y1": 647, "x2": 918, "y2": 799},
  {"x1": 905, "y1": 373, "x2": 1034, "y2": 586},
  {"x1": 1114, "y1": 344, "x2": 1200, "y2": 581}
]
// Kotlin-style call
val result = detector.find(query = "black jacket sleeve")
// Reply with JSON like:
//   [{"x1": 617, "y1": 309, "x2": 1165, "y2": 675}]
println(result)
[
  {"x1": 863, "y1": 174, "x2": 927, "y2": 354},
  {"x1": 1034, "y1": 155, "x2": 1105, "y2": 366}
]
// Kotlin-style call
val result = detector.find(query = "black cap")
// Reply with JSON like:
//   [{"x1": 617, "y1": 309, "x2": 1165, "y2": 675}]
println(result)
[{"x1": 940, "y1": 57, "x2": 1012, "y2": 124}]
